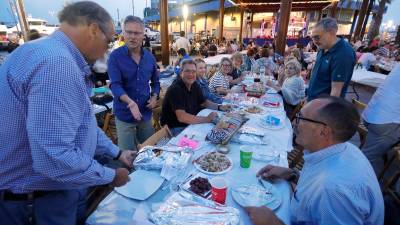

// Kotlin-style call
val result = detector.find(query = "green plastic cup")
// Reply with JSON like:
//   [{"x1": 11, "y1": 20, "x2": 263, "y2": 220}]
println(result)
[{"x1": 240, "y1": 146, "x2": 253, "y2": 168}]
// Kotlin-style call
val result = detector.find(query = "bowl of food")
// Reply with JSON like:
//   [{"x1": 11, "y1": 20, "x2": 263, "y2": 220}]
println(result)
[{"x1": 193, "y1": 152, "x2": 233, "y2": 175}]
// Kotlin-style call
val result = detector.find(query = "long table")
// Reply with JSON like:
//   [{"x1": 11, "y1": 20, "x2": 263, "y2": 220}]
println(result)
[
  {"x1": 349, "y1": 69, "x2": 387, "y2": 100},
  {"x1": 87, "y1": 95, "x2": 294, "y2": 225}
]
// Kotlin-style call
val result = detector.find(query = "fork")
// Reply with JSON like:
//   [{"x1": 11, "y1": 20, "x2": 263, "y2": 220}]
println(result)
[{"x1": 258, "y1": 178, "x2": 272, "y2": 195}]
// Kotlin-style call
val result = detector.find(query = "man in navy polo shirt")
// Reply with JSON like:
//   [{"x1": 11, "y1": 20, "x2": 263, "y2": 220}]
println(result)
[
  {"x1": 108, "y1": 16, "x2": 160, "y2": 150},
  {"x1": 307, "y1": 17, "x2": 356, "y2": 101}
]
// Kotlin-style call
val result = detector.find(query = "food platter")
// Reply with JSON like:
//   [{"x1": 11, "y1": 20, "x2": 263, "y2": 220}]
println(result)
[
  {"x1": 193, "y1": 152, "x2": 233, "y2": 175},
  {"x1": 244, "y1": 105, "x2": 264, "y2": 114}
]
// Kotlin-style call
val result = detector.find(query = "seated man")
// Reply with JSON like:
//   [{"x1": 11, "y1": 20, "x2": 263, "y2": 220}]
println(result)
[
  {"x1": 174, "y1": 48, "x2": 191, "y2": 75},
  {"x1": 161, "y1": 59, "x2": 230, "y2": 136},
  {"x1": 246, "y1": 96, "x2": 384, "y2": 225}
]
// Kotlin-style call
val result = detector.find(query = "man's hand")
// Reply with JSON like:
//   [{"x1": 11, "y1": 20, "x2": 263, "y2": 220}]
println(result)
[
  {"x1": 146, "y1": 96, "x2": 157, "y2": 109},
  {"x1": 206, "y1": 112, "x2": 218, "y2": 123},
  {"x1": 127, "y1": 101, "x2": 142, "y2": 121},
  {"x1": 245, "y1": 206, "x2": 284, "y2": 225},
  {"x1": 218, "y1": 104, "x2": 232, "y2": 112},
  {"x1": 257, "y1": 165, "x2": 293, "y2": 181},
  {"x1": 110, "y1": 168, "x2": 130, "y2": 187},
  {"x1": 118, "y1": 150, "x2": 137, "y2": 168}
]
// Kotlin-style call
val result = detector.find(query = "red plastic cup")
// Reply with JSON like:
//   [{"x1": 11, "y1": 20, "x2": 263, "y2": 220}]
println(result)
[{"x1": 210, "y1": 177, "x2": 228, "y2": 205}]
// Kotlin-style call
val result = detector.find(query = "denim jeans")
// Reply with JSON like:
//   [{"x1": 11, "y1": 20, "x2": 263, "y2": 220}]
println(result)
[
  {"x1": 115, "y1": 118, "x2": 154, "y2": 150},
  {"x1": 0, "y1": 189, "x2": 86, "y2": 225}
]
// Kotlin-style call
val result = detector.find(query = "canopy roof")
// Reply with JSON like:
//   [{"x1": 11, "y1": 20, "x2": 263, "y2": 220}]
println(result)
[{"x1": 228, "y1": 0, "x2": 336, "y2": 12}]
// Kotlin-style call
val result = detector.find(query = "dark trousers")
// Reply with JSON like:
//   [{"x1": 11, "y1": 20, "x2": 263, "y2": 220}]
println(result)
[{"x1": 0, "y1": 189, "x2": 87, "y2": 225}]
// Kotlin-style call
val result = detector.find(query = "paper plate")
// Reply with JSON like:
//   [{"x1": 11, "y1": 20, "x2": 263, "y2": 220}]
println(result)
[
  {"x1": 114, "y1": 170, "x2": 165, "y2": 200},
  {"x1": 232, "y1": 181, "x2": 282, "y2": 210}
]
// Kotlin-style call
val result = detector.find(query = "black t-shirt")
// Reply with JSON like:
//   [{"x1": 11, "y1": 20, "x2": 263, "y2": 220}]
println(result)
[{"x1": 160, "y1": 78, "x2": 206, "y2": 128}]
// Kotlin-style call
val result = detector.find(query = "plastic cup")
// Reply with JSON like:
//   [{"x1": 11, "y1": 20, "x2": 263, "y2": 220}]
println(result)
[
  {"x1": 210, "y1": 177, "x2": 228, "y2": 205},
  {"x1": 240, "y1": 146, "x2": 253, "y2": 168}
]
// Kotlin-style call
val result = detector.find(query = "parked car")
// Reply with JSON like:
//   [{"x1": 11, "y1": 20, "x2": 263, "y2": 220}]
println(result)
[{"x1": 0, "y1": 24, "x2": 8, "y2": 50}]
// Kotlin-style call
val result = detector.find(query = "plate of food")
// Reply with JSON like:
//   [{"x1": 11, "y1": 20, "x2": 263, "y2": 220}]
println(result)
[
  {"x1": 181, "y1": 174, "x2": 213, "y2": 199},
  {"x1": 245, "y1": 105, "x2": 264, "y2": 114},
  {"x1": 231, "y1": 181, "x2": 282, "y2": 210},
  {"x1": 193, "y1": 152, "x2": 233, "y2": 175}
]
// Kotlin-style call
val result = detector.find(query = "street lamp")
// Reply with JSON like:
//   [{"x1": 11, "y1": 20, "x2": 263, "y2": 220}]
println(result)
[{"x1": 182, "y1": 4, "x2": 188, "y2": 36}]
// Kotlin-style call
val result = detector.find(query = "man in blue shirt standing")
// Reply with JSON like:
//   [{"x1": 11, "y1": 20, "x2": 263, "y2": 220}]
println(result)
[
  {"x1": 307, "y1": 17, "x2": 356, "y2": 101},
  {"x1": 246, "y1": 97, "x2": 384, "y2": 225},
  {"x1": 108, "y1": 16, "x2": 160, "y2": 151},
  {"x1": 0, "y1": 2, "x2": 136, "y2": 225}
]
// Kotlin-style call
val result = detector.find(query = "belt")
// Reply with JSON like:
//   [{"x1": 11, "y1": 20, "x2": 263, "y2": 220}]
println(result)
[{"x1": 0, "y1": 190, "x2": 52, "y2": 201}]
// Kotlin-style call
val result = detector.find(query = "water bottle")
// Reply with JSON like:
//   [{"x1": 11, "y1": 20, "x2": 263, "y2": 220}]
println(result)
[{"x1": 260, "y1": 66, "x2": 266, "y2": 77}]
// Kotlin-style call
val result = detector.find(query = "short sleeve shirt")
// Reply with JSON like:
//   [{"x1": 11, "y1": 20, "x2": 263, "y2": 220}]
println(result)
[
  {"x1": 307, "y1": 38, "x2": 356, "y2": 101},
  {"x1": 160, "y1": 79, "x2": 206, "y2": 128}
]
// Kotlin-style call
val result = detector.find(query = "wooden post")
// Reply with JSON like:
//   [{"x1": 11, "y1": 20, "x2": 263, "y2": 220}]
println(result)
[
  {"x1": 16, "y1": 0, "x2": 29, "y2": 41},
  {"x1": 239, "y1": 8, "x2": 244, "y2": 43},
  {"x1": 250, "y1": 12, "x2": 254, "y2": 38},
  {"x1": 353, "y1": 0, "x2": 369, "y2": 41},
  {"x1": 276, "y1": 0, "x2": 292, "y2": 55},
  {"x1": 360, "y1": 0, "x2": 374, "y2": 39},
  {"x1": 219, "y1": 0, "x2": 225, "y2": 42},
  {"x1": 317, "y1": 10, "x2": 323, "y2": 21},
  {"x1": 160, "y1": 0, "x2": 169, "y2": 66},
  {"x1": 349, "y1": 10, "x2": 359, "y2": 37},
  {"x1": 330, "y1": 1, "x2": 338, "y2": 19}
]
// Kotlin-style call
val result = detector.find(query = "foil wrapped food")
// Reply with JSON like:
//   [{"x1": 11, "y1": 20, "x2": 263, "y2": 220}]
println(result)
[
  {"x1": 133, "y1": 146, "x2": 192, "y2": 171},
  {"x1": 150, "y1": 191, "x2": 240, "y2": 225}
]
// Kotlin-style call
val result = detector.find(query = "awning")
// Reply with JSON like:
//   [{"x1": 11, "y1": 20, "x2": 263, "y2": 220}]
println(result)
[{"x1": 143, "y1": 0, "x2": 235, "y2": 23}]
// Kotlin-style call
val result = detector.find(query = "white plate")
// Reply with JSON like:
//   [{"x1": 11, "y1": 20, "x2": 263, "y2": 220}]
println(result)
[
  {"x1": 193, "y1": 153, "x2": 233, "y2": 175},
  {"x1": 232, "y1": 181, "x2": 282, "y2": 210},
  {"x1": 114, "y1": 170, "x2": 165, "y2": 200}
]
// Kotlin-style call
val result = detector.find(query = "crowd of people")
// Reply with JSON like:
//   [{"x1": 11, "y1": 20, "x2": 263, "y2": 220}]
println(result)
[{"x1": 0, "y1": 1, "x2": 399, "y2": 225}]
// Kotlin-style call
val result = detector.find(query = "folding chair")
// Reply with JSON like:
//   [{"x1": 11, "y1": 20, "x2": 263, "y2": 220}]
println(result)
[
  {"x1": 289, "y1": 100, "x2": 305, "y2": 122},
  {"x1": 351, "y1": 98, "x2": 368, "y2": 148},
  {"x1": 137, "y1": 125, "x2": 172, "y2": 150}
]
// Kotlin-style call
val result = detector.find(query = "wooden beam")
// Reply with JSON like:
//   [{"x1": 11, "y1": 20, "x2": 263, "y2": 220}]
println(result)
[
  {"x1": 239, "y1": 7, "x2": 244, "y2": 42},
  {"x1": 349, "y1": 10, "x2": 359, "y2": 37},
  {"x1": 15, "y1": 0, "x2": 29, "y2": 41},
  {"x1": 360, "y1": 0, "x2": 373, "y2": 39},
  {"x1": 353, "y1": 0, "x2": 369, "y2": 41},
  {"x1": 330, "y1": 1, "x2": 338, "y2": 18},
  {"x1": 276, "y1": 0, "x2": 292, "y2": 55},
  {"x1": 219, "y1": 0, "x2": 225, "y2": 42},
  {"x1": 160, "y1": 0, "x2": 169, "y2": 66}
]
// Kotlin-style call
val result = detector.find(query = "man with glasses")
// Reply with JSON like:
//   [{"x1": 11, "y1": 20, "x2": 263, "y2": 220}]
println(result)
[
  {"x1": 0, "y1": 2, "x2": 135, "y2": 224},
  {"x1": 161, "y1": 59, "x2": 230, "y2": 136},
  {"x1": 307, "y1": 17, "x2": 356, "y2": 101},
  {"x1": 108, "y1": 16, "x2": 160, "y2": 151},
  {"x1": 246, "y1": 97, "x2": 384, "y2": 225}
]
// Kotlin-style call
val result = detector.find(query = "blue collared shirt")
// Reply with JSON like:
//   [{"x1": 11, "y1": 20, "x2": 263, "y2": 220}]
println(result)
[
  {"x1": 196, "y1": 77, "x2": 223, "y2": 104},
  {"x1": 0, "y1": 31, "x2": 119, "y2": 193},
  {"x1": 291, "y1": 142, "x2": 384, "y2": 225},
  {"x1": 362, "y1": 64, "x2": 400, "y2": 124},
  {"x1": 307, "y1": 38, "x2": 356, "y2": 101},
  {"x1": 108, "y1": 46, "x2": 160, "y2": 123}
]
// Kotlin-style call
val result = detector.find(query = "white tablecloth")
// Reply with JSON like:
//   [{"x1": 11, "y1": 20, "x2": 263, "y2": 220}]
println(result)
[
  {"x1": 87, "y1": 98, "x2": 293, "y2": 225},
  {"x1": 204, "y1": 54, "x2": 233, "y2": 66},
  {"x1": 351, "y1": 69, "x2": 387, "y2": 88}
]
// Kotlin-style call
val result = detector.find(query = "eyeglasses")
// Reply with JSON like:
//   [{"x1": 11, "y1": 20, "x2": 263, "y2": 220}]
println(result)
[
  {"x1": 294, "y1": 113, "x2": 327, "y2": 126},
  {"x1": 98, "y1": 24, "x2": 114, "y2": 49},
  {"x1": 124, "y1": 30, "x2": 144, "y2": 37},
  {"x1": 222, "y1": 64, "x2": 232, "y2": 67},
  {"x1": 285, "y1": 66, "x2": 296, "y2": 70},
  {"x1": 311, "y1": 35, "x2": 321, "y2": 41}
]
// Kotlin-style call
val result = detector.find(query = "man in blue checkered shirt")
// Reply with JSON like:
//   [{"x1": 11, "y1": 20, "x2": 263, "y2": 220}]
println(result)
[{"x1": 0, "y1": 2, "x2": 136, "y2": 225}]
